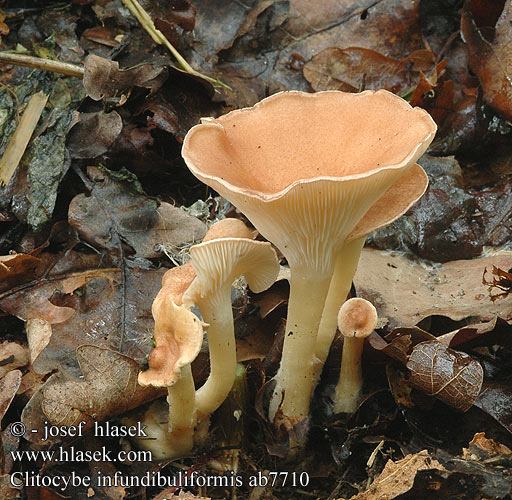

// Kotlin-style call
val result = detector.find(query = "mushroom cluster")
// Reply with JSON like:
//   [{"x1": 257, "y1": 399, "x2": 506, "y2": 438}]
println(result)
[
  {"x1": 137, "y1": 219, "x2": 279, "y2": 458},
  {"x1": 182, "y1": 90, "x2": 436, "y2": 431},
  {"x1": 139, "y1": 89, "x2": 436, "y2": 457}
]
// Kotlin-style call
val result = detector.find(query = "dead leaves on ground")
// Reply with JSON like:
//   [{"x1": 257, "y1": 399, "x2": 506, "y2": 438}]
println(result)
[
  {"x1": 22, "y1": 345, "x2": 164, "y2": 445},
  {"x1": 462, "y1": 0, "x2": 512, "y2": 120},
  {"x1": 354, "y1": 248, "x2": 512, "y2": 328}
]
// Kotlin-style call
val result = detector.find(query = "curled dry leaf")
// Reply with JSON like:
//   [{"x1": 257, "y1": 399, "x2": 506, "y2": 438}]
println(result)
[
  {"x1": 83, "y1": 54, "x2": 167, "y2": 102},
  {"x1": 483, "y1": 265, "x2": 512, "y2": 302},
  {"x1": 463, "y1": 432, "x2": 512, "y2": 461},
  {"x1": 354, "y1": 248, "x2": 512, "y2": 328},
  {"x1": 406, "y1": 340, "x2": 483, "y2": 412},
  {"x1": 304, "y1": 47, "x2": 435, "y2": 94},
  {"x1": 461, "y1": 0, "x2": 512, "y2": 120},
  {"x1": 22, "y1": 345, "x2": 164, "y2": 444},
  {"x1": 340, "y1": 450, "x2": 446, "y2": 500},
  {"x1": 0, "y1": 341, "x2": 28, "y2": 378}
]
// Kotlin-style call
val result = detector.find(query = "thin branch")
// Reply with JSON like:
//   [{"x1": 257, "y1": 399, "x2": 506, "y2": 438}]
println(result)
[{"x1": 0, "y1": 51, "x2": 84, "y2": 78}]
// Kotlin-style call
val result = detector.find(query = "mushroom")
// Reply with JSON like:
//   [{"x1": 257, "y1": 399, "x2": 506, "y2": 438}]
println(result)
[
  {"x1": 182, "y1": 90, "x2": 436, "y2": 429},
  {"x1": 183, "y1": 227, "x2": 279, "y2": 418},
  {"x1": 313, "y1": 163, "x2": 429, "y2": 384},
  {"x1": 334, "y1": 298, "x2": 377, "y2": 413},
  {"x1": 138, "y1": 294, "x2": 203, "y2": 457}
]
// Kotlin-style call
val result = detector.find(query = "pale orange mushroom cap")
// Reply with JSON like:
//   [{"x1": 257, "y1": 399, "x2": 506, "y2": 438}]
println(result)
[
  {"x1": 182, "y1": 90, "x2": 436, "y2": 272},
  {"x1": 138, "y1": 295, "x2": 203, "y2": 388},
  {"x1": 337, "y1": 298, "x2": 377, "y2": 339}
]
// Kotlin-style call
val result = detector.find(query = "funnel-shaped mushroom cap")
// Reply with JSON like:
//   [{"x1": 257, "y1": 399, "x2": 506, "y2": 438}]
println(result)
[
  {"x1": 183, "y1": 90, "x2": 436, "y2": 272},
  {"x1": 139, "y1": 296, "x2": 203, "y2": 387},
  {"x1": 338, "y1": 298, "x2": 377, "y2": 339},
  {"x1": 188, "y1": 238, "x2": 279, "y2": 296}
]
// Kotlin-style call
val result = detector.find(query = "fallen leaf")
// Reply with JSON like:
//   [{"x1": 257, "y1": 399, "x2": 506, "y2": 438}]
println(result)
[
  {"x1": 339, "y1": 450, "x2": 446, "y2": 500},
  {"x1": 475, "y1": 379, "x2": 512, "y2": 434},
  {"x1": 0, "y1": 341, "x2": 28, "y2": 378},
  {"x1": 0, "y1": 370, "x2": 21, "y2": 423},
  {"x1": 483, "y1": 265, "x2": 512, "y2": 301},
  {"x1": 463, "y1": 432, "x2": 512, "y2": 460},
  {"x1": 354, "y1": 248, "x2": 512, "y2": 328},
  {"x1": 66, "y1": 111, "x2": 123, "y2": 159},
  {"x1": 0, "y1": 264, "x2": 165, "y2": 376},
  {"x1": 0, "y1": 254, "x2": 40, "y2": 293},
  {"x1": 82, "y1": 26, "x2": 122, "y2": 47},
  {"x1": 21, "y1": 345, "x2": 164, "y2": 444},
  {"x1": 304, "y1": 47, "x2": 435, "y2": 94},
  {"x1": 461, "y1": 0, "x2": 512, "y2": 120},
  {"x1": 83, "y1": 55, "x2": 167, "y2": 102},
  {"x1": 406, "y1": 340, "x2": 483, "y2": 412},
  {"x1": 68, "y1": 168, "x2": 207, "y2": 259}
]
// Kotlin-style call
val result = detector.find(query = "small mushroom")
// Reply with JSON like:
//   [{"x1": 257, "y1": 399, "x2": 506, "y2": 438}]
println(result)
[
  {"x1": 182, "y1": 89, "x2": 437, "y2": 429},
  {"x1": 138, "y1": 294, "x2": 203, "y2": 457},
  {"x1": 184, "y1": 229, "x2": 279, "y2": 418},
  {"x1": 334, "y1": 298, "x2": 377, "y2": 414}
]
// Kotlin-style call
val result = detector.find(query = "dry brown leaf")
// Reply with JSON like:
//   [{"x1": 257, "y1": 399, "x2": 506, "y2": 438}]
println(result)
[
  {"x1": 483, "y1": 265, "x2": 512, "y2": 301},
  {"x1": 67, "y1": 111, "x2": 123, "y2": 159},
  {"x1": 0, "y1": 254, "x2": 40, "y2": 293},
  {"x1": 406, "y1": 340, "x2": 483, "y2": 412},
  {"x1": 461, "y1": 0, "x2": 512, "y2": 120},
  {"x1": 21, "y1": 345, "x2": 164, "y2": 444},
  {"x1": 0, "y1": 269, "x2": 117, "y2": 325},
  {"x1": 354, "y1": 248, "x2": 512, "y2": 328},
  {"x1": 0, "y1": 341, "x2": 28, "y2": 378},
  {"x1": 83, "y1": 54, "x2": 167, "y2": 102},
  {"x1": 304, "y1": 47, "x2": 435, "y2": 94},
  {"x1": 68, "y1": 171, "x2": 207, "y2": 259},
  {"x1": 339, "y1": 450, "x2": 445, "y2": 500},
  {"x1": 0, "y1": 265, "x2": 164, "y2": 376},
  {"x1": 0, "y1": 370, "x2": 21, "y2": 423},
  {"x1": 463, "y1": 432, "x2": 512, "y2": 461}
]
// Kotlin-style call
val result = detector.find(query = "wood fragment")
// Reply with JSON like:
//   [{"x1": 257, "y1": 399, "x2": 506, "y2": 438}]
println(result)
[{"x1": 0, "y1": 92, "x2": 48, "y2": 186}]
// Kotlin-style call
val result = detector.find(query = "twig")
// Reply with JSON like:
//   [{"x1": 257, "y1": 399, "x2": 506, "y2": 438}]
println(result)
[
  {"x1": 0, "y1": 91, "x2": 48, "y2": 186},
  {"x1": 0, "y1": 52, "x2": 84, "y2": 78},
  {"x1": 121, "y1": 0, "x2": 231, "y2": 90}
]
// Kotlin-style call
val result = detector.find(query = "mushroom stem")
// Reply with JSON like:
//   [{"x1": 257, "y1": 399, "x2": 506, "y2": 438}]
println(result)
[
  {"x1": 334, "y1": 298, "x2": 377, "y2": 413},
  {"x1": 334, "y1": 336, "x2": 365, "y2": 414},
  {"x1": 195, "y1": 286, "x2": 238, "y2": 418},
  {"x1": 167, "y1": 364, "x2": 197, "y2": 453},
  {"x1": 269, "y1": 267, "x2": 332, "y2": 424},
  {"x1": 313, "y1": 236, "x2": 366, "y2": 384}
]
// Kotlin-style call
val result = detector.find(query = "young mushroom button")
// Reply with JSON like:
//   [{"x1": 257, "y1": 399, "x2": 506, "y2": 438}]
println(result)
[{"x1": 334, "y1": 298, "x2": 378, "y2": 414}]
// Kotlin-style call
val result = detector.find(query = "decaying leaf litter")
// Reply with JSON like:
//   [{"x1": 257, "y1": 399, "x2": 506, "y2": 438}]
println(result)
[{"x1": 0, "y1": 0, "x2": 511, "y2": 499}]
